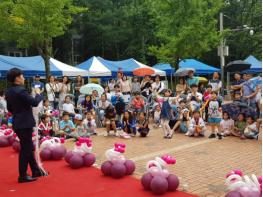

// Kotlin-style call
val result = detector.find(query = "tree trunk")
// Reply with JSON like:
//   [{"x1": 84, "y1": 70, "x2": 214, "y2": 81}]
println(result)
[{"x1": 37, "y1": 44, "x2": 51, "y2": 82}]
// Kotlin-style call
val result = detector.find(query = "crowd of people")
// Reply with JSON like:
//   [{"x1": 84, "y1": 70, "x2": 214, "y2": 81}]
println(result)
[{"x1": 0, "y1": 70, "x2": 261, "y2": 141}]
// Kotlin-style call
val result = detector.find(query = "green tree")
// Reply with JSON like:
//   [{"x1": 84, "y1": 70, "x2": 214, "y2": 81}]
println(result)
[
  {"x1": 0, "y1": 0, "x2": 86, "y2": 79},
  {"x1": 148, "y1": 0, "x2": 224, "y2": 67}
]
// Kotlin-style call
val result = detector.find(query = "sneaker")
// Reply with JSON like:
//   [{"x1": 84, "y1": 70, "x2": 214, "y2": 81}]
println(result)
[
  {"x1": 217, "y1": 133, "x2": 222, "y2": 140},
  {"x1": 199, "y1": 133, "x2": 205, "y2": 137},
  {"x1": 185, "y1": 132, "x2": 190, "y2": 136},
  {"x1": 158, "y1": 125, "x2": 162, "y2": 128},
  {"x1": 104, "y1": 132, "x2": 109, "y2": 137},
  {"x1": 208, "y1": 134, "x2": 216, "y2": 139},
  {"x1": 163, "y1": 135, "x2": 168, "y2": 139}
]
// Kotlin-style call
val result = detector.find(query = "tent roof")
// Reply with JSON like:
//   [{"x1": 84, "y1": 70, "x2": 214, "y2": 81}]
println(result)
[
  {"x1": 97, "y1": 57, "x2": 166, "y2": 76},
  {"x1": 0, "y1": 55, "x2": 89, "y2": 77},
  {"x1": 153, "y1": 63, "x2": 175, "y2": 75},
  {"x1": 243, "y1": 55, "x2": 262, "y2": 73},
  {"x1": 76, "y1": 56, "x2": 112, "y2": 76},
  {"x1": 179, "y1": 59, "x2": 220, "y2": 75}
]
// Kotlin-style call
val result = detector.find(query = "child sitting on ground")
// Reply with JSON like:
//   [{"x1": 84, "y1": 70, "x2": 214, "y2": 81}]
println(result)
[
  {"x1": 153, "y1": 105, "x2": 161, "y2": 128},
  {"x1": 74, "y1": 114, "x2": 89, "y2": 138},
  {"x1": 84, "y1": 111, "x2": 97, "y2": 136},
  {"x1": 233, "y1": 113, "x2": 246, "y2": 139},
  {"x1": 188, "y1": 110, "x2": 206, "y2": 137},
  {"x1": 59, "y1": 112, "x2": 75, "y2": 138},
  {"x1": 122, "y1": 111, "x2": 136, "y2": 136},
  {"x1": 137, "y1": 112, "x2": 149, "y2": 137},
  {"x1": 104, "y1": 105, "x2": 117, "y2": 136},
  {"x1": 179, "y1": 108, "x2": 190, "y2": 134},
  {"x1": 62, "y1": 95, "x2": 75, "y2": 117},
  {"x1": 38, "y1": 114, "x2": 54, "y2": 138},
  {"x1": 219, "y1": 112, "x2": 234, "y2": 136},
  {"x1": 207, "y1": 91, "x2": 222, "y2": 139},
  {"x1": 244, "y1": 116, "x2": 259, "y2": 139}
]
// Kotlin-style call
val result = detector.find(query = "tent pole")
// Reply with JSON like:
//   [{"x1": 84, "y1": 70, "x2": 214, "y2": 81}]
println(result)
[{"x1": 171, "y1": 74, "x2": 173, "y2": 90}]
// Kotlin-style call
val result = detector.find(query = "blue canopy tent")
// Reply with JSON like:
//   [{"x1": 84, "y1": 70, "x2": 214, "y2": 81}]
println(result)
[
  {"x1": 0, "y1": 55, "x2": 89, "y2": 78},
  {"x1": 243, "y1": 55, "x2": 262, "y2": 73},
  {"x1": 152, "y1": 63, "x2": 175, "y2": 75},
  {"x1": 96, "y1": 57, "x2": 166, "y2": 76},
  {"x1": 179, "y1": 59, "x2": 220, "y2": 75},
  {"x1": 75, "y1": 56, "x2": 112, "y2": 77}
]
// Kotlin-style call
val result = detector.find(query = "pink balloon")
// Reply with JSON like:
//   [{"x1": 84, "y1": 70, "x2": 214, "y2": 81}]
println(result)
[
  {"x1": 65, "y1": 151, "x2": 73, "y2": 164},
  {"x1": 150, "y1": 176, "x2": 168, "y2": 195},
  {"x1": 233, "y1": 169, "x2": 243, "y2": 177},
  {"x1": 101, "y1": 161, "x2": 113, "y2": 176},
  {"x1": 124, "y1": 160, "x2": 136, "y2": 175},
  {"x1": 225, "y1": 191, "x2": 243, "y2": 197},
  {"x1": 52, "y1": 146, "x2": 66, "y2": 160},
  {"x1": 83, "y1": 153, "x2": 96, "y2": 167},
  {"x1": 141, "y1": 173, "x2": 153, "y2": 190},
  {"x1": 0, "y1": 137, "x2": 9, "y2": 147},
  {"x1": 40, "y1": 148, "x2": 52, "y2": 161},
  {"x1": 167, "y1": 174, "x2": 180, "y2": 191},
  {"x1": 111, "y1": 163, "x2": 126, "y2": 179},
  {"x1": 69, "y1": 154, "x2": 84, "y2": 169}
]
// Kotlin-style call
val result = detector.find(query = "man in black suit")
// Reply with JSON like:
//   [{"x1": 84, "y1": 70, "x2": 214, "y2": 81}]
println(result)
[{"x1": 6, "y1": 68, "x2": 45, "y2": 183}]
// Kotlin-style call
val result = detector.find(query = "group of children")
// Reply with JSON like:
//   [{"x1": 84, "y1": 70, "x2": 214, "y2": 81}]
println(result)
[{"x1": 0, "y1": 77, "x2": 261, "y2": 141}]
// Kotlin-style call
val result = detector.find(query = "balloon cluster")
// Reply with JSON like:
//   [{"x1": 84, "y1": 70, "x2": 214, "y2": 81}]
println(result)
[
  {"x1": 225, "y1": 169, "x2": 261, "y2": 197},
  {"x1": 65, "y1": 137, "x2": 96, "y2": 169},
  {"x1": 141, "y1": 155, "x2": 179, "y2": 195},
  {"x1": 101, "y1": 142, "x2": 135, "y2": 179},
  {"x1": 0, "y1": 125, "x2": 14, "y2": 147},
  {"x1": 40, "y1": 137, "x2": 66, "y2": 160}
]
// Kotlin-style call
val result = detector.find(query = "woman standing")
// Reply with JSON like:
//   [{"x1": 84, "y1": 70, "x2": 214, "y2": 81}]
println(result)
[
  {"x1": 45, "y1": 76, "x2": 59, "y2": 109},
  {"x1": 58, "y1": 76, "x2": 71, "y2": 110},
  {"x1": 73, "y1": 75, "x2": 84, "y2": 106},
  {"x1": 120, "y1": 75, "x2": 131, "y2": 102},
  {"x1": 176, "y1": 78, "x2": 187, "y2": 96},
  {"x1": 151, "y1": 75, "x2": 164, "y2": 95}
]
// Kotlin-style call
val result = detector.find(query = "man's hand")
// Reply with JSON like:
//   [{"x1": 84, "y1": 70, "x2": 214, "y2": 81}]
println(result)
[{"x1": 34, "y1": 88, "x2": 41, "y2": 95}]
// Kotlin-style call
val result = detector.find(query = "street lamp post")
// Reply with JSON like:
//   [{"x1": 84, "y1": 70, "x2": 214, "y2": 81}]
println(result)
[
  {"x1": 218, "y1": 12, "x2": 254, "y2": 96},
  {"x1": 219, "y1": 12, "x2": 225, "y2": 95}
]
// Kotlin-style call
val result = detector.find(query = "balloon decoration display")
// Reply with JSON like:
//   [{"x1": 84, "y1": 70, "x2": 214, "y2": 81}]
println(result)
[
  {"x1": 65, "y1": 137, "x2": 96, "y2": 169},
  {"x1": 141, "y1": 155, "x2": 179, "y2": 195},
  {"x1": 225, "y1": 169, "x2": 261, "y2": 197},
  {"x1": 0, "y1": 125, "x2": 15, "y2": 147},
  {"x1": 39, "y1": 136, "x2": 66, "y2": 161},
  {"x1": 101, "y1": 142, "x2": 136, "y2": 179}
]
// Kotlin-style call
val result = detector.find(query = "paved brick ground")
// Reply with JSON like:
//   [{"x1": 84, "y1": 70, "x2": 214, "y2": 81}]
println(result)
[{"x1": 65, "y1": 125, "x2": 262, "y2": 197}]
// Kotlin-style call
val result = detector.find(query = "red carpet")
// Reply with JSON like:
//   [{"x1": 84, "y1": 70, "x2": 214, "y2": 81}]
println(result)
[{"x1": 0, "y1": 147, "x2": 198, "y2": 197}]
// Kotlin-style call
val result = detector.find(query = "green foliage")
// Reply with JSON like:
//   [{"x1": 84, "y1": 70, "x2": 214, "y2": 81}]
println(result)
[
  {"x1": 0, "y1": 0, "x2": 86, "y2": 78},
  {"x1": 148, "y1": 0, "x2": 224, "y2": 66}
]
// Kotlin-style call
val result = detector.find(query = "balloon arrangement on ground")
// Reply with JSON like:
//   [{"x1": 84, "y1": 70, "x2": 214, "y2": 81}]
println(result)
[
  {"x1": 101, "y1": 142, "x2": 136, "y2": 179},
  {"x1": 0, "y1": 124, "x2": 14, "y2": 147},
  {"x1": 141, "y1": 155, "x2": 179, "y2": 195},
  {"x1": 40, "y1": 136, "x2": 66, "y2": 160},
  {"x1": 225, "y1": 169, "x2": 262, "y2": 197},
  {"x1": 65, "y1": 137, "x2": 96, "y2": 169}
]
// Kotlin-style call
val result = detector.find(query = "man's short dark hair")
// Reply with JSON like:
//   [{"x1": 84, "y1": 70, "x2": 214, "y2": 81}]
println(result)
[
  {"x1": 190, "y1": 84, "x2": 198, "y2": 88},
  {"x1": 7, "y1": 68, "x2": 23, "y2": 83}
]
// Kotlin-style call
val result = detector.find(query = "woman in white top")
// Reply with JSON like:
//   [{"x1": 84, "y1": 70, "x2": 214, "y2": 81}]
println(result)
[
  {"x1": 58, "y1": 76, "x2": 71, "y2": 110},
  {"x1": 45, "y1": 75, "x2": 59, "y2": 109},
  {"x1": 151, "y1": 75, "x2": 164, "y2": 95}
]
